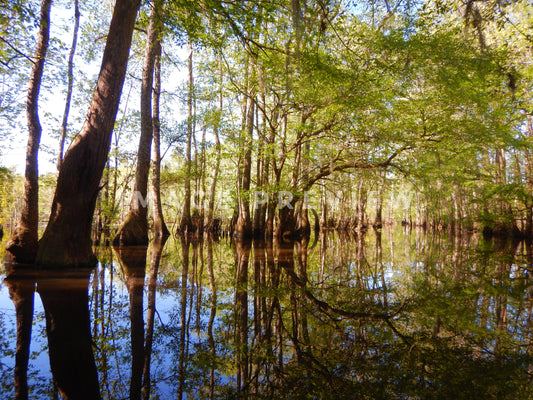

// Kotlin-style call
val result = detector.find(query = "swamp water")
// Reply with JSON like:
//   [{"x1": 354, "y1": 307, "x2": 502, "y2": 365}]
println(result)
[{"x1": 1, "y1": 227, "x2": 533, "y2": 399}]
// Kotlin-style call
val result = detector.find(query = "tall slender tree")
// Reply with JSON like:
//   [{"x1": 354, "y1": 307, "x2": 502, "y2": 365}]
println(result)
[
  {"x1": 114, "y1": 0, "x2": 163, "y2": 246},
  {"x1": 180, "y1": 44, "x2": 194, "y2": 234},
  {"x1": 6, "y1": 0, "x2": 52, "y2": 263},
  {"x1": 57, "y1": 0, "x2": 79, "y2": 170},
  {"x1": 151, "y1": 39, "x2": 169, "y2": 239},
  {"x1": 206, "y1": 50, "x2": 223, "y2": 233}
]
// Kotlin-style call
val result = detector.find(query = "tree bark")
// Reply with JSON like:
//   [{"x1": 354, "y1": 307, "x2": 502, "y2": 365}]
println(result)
[
  {"x1": 6, "y1": 0, "x2": 52, "y2": 263},
  {"x1": 114, "y1": 1, "x2": 161, "y2": 246},
  {"x1": 36, "y1": 0, "x2": 141, "y2": 267}
]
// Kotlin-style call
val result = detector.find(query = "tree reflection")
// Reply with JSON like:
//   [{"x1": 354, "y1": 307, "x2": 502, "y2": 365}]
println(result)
[
  {"x1": 113, "y1": 245, "x2": 147, "y2": 400},
  {"x1": 3, "y1": 230, "x2": 533, "y2": 398},
  {"x1": 206, "y1": 239, "x2": 217, "y2": 400},
  {"x1": 234, "y1": 239, "x2": 250, "y2": 397},
  {"x1": 36, "y1": 268, "x2": 101, "y2": 400},
  {"x1": 142, "y1": 236, "x2": 167, "y2": 400},
  {"x1": 177, "y1": 236, "x2": 190, "y2": 400},
  {"x1": 5, "y1": 268, "x2": 35, "y2": 400}
]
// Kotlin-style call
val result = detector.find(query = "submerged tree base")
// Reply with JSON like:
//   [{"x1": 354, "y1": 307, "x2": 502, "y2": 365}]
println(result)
[
  {"x1": 113, "y1": 212, "x2": 149, "y2": 247},
  {"x1": 5, "y1": 227, "x2": 38, "y2": 265},
  {"x1": 36, "y1": 227, "x2": 97, "y2": 269}
]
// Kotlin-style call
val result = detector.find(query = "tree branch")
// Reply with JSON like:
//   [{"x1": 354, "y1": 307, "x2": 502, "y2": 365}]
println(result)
[
  {"x1": 0, "y1": 37, "x2": 34, "y2": 64},
  {"x1": 303, "y1": 146, "x2": 407, "y2": 190}
]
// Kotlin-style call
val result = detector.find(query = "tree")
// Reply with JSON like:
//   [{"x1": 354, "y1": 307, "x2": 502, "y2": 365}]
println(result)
[
  {"x1": 205, "y1": 50, "x2": 223, "y2": 234},
  {"x1": 57, "y1": 0, "x2": 80, "y2": 171},
  {"x1": 151, "y1": 40, "x2": 170, "y2": 239},
  {"x1": 6, "y1": 0, "x2": 52, "y2": 263},
  {"x1": 36, "y1": 0, "x2": 142, "y2": 267},
  {"x1": 114, "y1": 0, "x2": 163, "y2": 246},
  {"x1": 179, "y1": 44, "x2": 194, "y2": 235}
]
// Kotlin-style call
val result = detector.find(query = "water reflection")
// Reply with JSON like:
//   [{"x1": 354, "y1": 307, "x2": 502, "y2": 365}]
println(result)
[
  {"x1": 4, "y1": 269, "x2": 34, "y2": 400},
  {"x1": 143, "y1": 237, "x2": 166, "y2": 400},
  {"x1": 5, "y1": 266, "x2": 100, "y2": 400},
  {"x1": 1, "y1": 229, "x2": 533, "y2": 399},
  {"x1": 113, "y1": 245, "x2": 147, "y2": 400}
]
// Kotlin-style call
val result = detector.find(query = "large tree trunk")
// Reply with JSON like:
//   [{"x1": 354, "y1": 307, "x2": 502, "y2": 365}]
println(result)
[
  {"x1": 36, "y1": 0, "x2": 141, "y2": 267},
  {"x1": 6, "y1": 0, "x2": 52, "y2": 263},
  {"x1": 114, "y1": 2, "x2": 161, "y2": 246}
]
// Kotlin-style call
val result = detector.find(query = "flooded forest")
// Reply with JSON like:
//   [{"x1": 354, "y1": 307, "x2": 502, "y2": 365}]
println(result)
[{"x1": 1, "y1": 0, "x2": 533, "y2": 398}]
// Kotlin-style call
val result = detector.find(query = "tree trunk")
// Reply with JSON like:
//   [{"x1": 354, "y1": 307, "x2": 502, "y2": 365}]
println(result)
[
  {"x1": 374, "y1": 171, "x2": 384, "y2": 228},
  {"x1": 252, "y1": 61, "x2": 268, "y2": 238},
  {"x1": 234, "y1": 87, "x2": 254, "y2": 239},
  {"x1": 57, "y1": 0, "x2": 80, "y2": 170},
  {"x1": 6, "y1": 0, "x2": 52, "y2": 263},
  {"x1": 194, "y1": 126, "x2": 207, "y2": 236},
  {"x1": 319, "y1": 185, "x2": 328, "y2": 229},
  {"x1": 36, "y1": 0, "x2": 141, "y2": 267},
  {"x1": 356, "y1": 179, "x2": 367, "y2": 230},
  {"x1": 295, "y1": 139, "x2": 311, "y2": 237},
  {"x1": 114, "y1": 1, "x2": 161, "y2": 246},
  {"x1": 151, "y1": 41, "x2": 169, "y2": 239},
  {"x1": 180, "y1": 45, "x2": 194, "y2": 234},
  {"x1": 206, "y1": 53, "x2": 222, "y2": 233}
]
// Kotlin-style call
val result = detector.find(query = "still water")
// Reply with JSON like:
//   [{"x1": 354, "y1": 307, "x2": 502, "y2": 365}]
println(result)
[{"x1": 1, "y1": 228, "x2": 533, "y2": 399}]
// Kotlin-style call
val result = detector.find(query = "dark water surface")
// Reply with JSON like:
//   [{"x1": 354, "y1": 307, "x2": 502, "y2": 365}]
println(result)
[{"x1": 1, "y1": 228, "x2": 533, "y2": 399}]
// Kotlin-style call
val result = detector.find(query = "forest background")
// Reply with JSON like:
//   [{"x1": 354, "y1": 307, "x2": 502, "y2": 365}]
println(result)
[{"x1": 0, "y1": 0, "x2": 532, "y2": 264}]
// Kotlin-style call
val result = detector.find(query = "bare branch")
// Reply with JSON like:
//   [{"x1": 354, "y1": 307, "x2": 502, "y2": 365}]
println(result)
[{"x1": 0, "y1": 36, "x2": 34, "y2": 64}]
